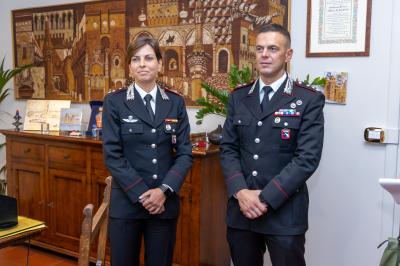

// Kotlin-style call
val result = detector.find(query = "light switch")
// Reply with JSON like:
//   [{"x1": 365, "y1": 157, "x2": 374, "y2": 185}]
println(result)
[
  {"x1": 364, "y1": 127, "x2": 384, "y2": 143},
  {"x1": 364, "y1": 127, "x2": 399, "y2": 144}
]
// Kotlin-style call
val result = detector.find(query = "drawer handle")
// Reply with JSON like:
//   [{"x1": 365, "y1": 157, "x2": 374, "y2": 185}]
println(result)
[
  {"x1": 47, "y1": 202, "x2": 54, "y2": 208},
  {"x1": 24, "y1": 148, "x2": 31, "y2": 154},
  {"x1": 63, "y1": 154, "x2": 71, "y2": 160}
]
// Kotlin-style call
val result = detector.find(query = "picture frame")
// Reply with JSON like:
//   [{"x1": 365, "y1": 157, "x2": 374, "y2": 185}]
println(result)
[
  {"x1": 306, "y1": 0, "x2": 372, "y2": 57},
  {"x1": 59, "y1": 108, "x2": 83, "y2": 132}
]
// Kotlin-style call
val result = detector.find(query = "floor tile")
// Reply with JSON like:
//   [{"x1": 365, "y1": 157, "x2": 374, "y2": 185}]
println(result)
[
  {"x1": 0, "y1": 246, "x2": 27, "y2": 265},
  {"x1": 0, "y1": 258, "x2": 22, "y2": 266},
  {"x1": 0, "y1": 245, "x2": 78, "y2": 266}
]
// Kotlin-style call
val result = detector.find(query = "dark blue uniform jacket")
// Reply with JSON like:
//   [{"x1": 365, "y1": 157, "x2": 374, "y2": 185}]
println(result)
[
  {"x1": 102, "y1": 86, "x2": 192, "y2": 219},
  {"x1": 220, "y1": 79, "x2": 325, "y2": 235}
]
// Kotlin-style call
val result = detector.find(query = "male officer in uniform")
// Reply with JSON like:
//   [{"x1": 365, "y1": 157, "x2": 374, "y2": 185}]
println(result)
[{"x1": 220, "y1": 23, "x2": 325, "y2": 266}]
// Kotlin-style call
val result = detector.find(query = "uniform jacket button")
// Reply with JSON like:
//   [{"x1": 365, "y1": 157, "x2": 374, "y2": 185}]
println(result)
[
  {"x1": 257, "y1": 121, "x2": 263, "y2": 126},
  {"x1": 151, "y1": 144, "x2": 156, "y2": 148},
  {"x1": 253, "y1": 154, "x2": 259, "y2": 160},
  {"x1": 152, "y1": 159, "x2": 157, "y2": 164},
  {"x1": 151, "y1": 129, "x2": 156, "y2": 133},
  {"x1": 254, "y1": 138, "x2": 260, "y2": 143},
  {"x1": 152, "y1": 174, "x2": 158, "y2": 179},
  {"x1": 252, "y1": 171, "x2": 258, "y2": 176}
]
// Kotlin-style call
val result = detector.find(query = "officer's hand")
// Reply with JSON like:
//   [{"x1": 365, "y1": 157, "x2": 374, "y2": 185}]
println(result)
[
  {"x1": 236, "y1": 189, "x2": 268, "y2": 219},
  {"x1": 149, "y1": 204, "x2": 165, "y2": 215},
  {"x1": 139, "y1": 188, "x2": 166, "y2": 214}
]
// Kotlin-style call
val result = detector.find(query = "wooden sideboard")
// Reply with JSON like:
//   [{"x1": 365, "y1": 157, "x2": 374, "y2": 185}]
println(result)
[{"x1": 1, "y1": 130, "x2": 230, "y2": 266}]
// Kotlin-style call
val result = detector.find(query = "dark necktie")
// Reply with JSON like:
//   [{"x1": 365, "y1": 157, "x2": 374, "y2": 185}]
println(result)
[
  {"x1": 144, "y1": 94, "x2": 155, "y2": 121},
  {"x1": 261, "y1": 86, "x2": 273, "y2": 112}
]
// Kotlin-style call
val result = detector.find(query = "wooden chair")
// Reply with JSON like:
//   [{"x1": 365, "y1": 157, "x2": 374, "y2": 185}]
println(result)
[{"x1": 78, "y1": 176, "x2": 112, "y2": 266}]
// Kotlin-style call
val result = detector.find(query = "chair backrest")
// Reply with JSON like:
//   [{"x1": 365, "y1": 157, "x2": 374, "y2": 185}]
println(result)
[{"x1": 78, "y1": 176, "x2": 112, "y2": 266}]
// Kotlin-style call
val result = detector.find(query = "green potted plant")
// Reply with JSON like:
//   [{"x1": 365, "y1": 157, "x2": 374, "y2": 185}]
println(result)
[
  {"x1": 0, "y1": 57, "x2": 31, "y2": 194},
  {"x1": 195, "y1": 65, "x2": 252, "y2": 125},
  {"x1": 195, "y1": 65, "x2": 251, "y2": 144},
  {"x1": 298, "y1": 74, "x2": 327, "y2": 88}
]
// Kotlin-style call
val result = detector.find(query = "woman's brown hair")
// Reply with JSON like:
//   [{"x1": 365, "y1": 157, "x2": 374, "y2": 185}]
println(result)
[{"x1": 125, "y1": 35, "x2": 162, "y2": 86}]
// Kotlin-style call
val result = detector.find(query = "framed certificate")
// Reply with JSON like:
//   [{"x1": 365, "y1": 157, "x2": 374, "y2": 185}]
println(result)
[{"x1": 306, "y1": 0, "x2": 372, "y2": 57}]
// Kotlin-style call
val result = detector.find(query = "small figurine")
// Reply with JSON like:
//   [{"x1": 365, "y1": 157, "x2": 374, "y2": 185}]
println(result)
[{"x1": 12, "y1": 110, "x2": 22, "y2": 131}]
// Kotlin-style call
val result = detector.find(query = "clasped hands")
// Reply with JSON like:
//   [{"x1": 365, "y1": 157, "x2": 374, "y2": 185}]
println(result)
[
  {"x1": 139, "y1": 188, "x2": 166, "y2": 215},
  {"x1": 236, "y1": 189, "x2": 268, "y2": 219}
]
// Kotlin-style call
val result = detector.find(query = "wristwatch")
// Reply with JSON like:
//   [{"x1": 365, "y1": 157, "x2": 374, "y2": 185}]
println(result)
[{"x1": 159, "y1": 184, "x2": 173, "y2": 198}]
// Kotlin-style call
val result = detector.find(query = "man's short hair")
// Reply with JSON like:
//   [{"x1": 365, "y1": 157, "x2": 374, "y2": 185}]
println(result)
[{"x1": 257, "y1": 23, "x2": 291, "y2": 47}]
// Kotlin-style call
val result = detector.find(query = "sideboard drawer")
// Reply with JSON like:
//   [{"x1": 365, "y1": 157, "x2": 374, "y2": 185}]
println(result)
[
  {"x1": 48, "y1": 146, "x2": 86, "y2": 170},
  {"x1": 11, "y1": 141, "x2": 44, "y2": 162}
]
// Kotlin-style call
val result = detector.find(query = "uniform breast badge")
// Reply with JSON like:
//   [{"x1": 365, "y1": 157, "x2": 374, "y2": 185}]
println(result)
[
  {"x1": 274, "y1": 109, "x2": 301, "y2": 117},
  {"x1": 165, "y1": 118, "x2": 178, "y2": 144},
  {"x1": 281, "y1": 128, "x2": 291, "y2": 140},
  {"x1": 122, "y1": 115, "x2": 139, "y2": 123}
]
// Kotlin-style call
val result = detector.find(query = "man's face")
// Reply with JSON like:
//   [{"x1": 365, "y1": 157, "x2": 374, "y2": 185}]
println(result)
[{"x1": 255, "y1": 31, "x2": 293, "y2": 82}]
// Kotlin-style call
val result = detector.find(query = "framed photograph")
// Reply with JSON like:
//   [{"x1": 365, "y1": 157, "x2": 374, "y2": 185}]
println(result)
[
  {"x1": 306, "y1": 0, "x2": 372, "y2": 57},
  {"x1": 60, "y1": 108, "x2": 83, "y2": 132},
  {"x1": 322, "y1": 71, "x2": 348, "y2": 104}
]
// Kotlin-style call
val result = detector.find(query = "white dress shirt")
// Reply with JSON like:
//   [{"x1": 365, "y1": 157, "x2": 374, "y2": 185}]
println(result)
[
  {"x1": 135, "y1": 84, "x2": 158, "y2": 113},
  {"x1": 259, "y1": 72, "x2": 287, "y2": 104}
]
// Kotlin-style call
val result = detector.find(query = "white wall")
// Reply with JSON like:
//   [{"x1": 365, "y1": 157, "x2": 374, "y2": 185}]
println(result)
[
  {"x1": 1, "y1": 1, "x2": 400, "y2": 266},
  {"x1": 290, "y1": 1, "x2": 400, "y2": 266}
]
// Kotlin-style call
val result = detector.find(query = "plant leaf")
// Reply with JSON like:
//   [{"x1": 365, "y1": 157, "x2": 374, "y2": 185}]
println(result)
[{"x1": 0, "y1": 57, "x2": 32, "y2": 91}]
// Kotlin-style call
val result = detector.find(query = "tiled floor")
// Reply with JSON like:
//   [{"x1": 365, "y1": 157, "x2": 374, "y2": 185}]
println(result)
[{"x1": 0, "y1": 245, "x2": 78, "y2": 266}]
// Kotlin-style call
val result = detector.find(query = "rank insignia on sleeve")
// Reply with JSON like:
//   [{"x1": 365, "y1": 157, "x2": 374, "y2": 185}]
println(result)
[{"x1": 281, "y1": 129, "x2": 291, "y2": 140}]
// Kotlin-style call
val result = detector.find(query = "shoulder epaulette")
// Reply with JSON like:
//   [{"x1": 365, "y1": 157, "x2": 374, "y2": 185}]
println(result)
[
  {"x1": 295, "y1": 81, "x2": 318, "y2": 93},
  {"x1": 234, "y1": 80, "x2": 255, "y2": 91},
  {"x1": 108, "y1": 87, "x2": 127, "y2": 95},
  {"x1": 163, "y1": 87, "x2": 182, "y2": 96},
  {"x1": 156, "y1": 80, "x2": 182, "y2": 97}
]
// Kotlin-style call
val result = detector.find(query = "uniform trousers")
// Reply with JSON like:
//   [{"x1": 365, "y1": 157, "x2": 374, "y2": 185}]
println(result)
[
  {"x1": 109, "y1": 217, "x2": 177, "y2": 266},
  {"x1": 227, "y1": 227, "x2": 306, "y2": 266}
]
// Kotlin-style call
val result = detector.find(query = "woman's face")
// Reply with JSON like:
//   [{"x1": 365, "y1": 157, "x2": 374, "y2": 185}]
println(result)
[{"x1": 129, "y1": 44, "x2": 162, "y2": 85}]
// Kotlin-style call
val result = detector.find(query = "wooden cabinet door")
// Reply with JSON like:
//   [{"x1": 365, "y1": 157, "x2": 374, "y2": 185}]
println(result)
[
  {"x1": 47, "y1": 169, "x2": 89, "y2": 252},
  {"x1": 172, "y1": 184, "x2": 192, "y2": 266},
  {"x1": 11, "y1": 163, "x2": 46, "y2": 220},
  {"x1": 10, "y1": 163, "x2": 49, "y2": 241}
]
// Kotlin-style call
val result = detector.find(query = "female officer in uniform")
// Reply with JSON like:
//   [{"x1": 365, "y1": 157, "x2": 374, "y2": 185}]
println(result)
[{"x1": 102, "y1": 35, "x2": 192, "y2": 266}]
